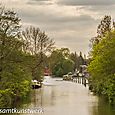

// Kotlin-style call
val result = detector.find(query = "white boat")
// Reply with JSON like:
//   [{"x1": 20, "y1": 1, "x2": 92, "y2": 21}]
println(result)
[
  {"x1": 42, "y1": 76, "x2": 55, "y2": 86},
  {"x1": 32, "y1": 80, "x2": 42, "y2": 89}
]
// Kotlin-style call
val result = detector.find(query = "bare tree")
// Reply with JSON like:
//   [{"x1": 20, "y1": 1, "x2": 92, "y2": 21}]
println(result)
[
  {"x1": 22, "y1": 26, "x2": 55, "y2": 78},
  {"x1": 22, "y1": 26, "x2": 55, "y2": 54}
]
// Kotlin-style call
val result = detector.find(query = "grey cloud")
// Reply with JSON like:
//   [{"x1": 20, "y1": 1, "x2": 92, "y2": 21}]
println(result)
[
  {"x1": 88, "y1": 5, "x2": 115, "y2": 13},
  {"x1": 31, "y1": 0, "x2": 50, "y2": 1},
  {"x1": 77, "y1": 5, "x2": 115, "y2": 20},
  {"x1": 19, "y1": 6, "x2": 96, "y2": 54},
  {"x1": 19, "y1": 7, "x2": 98, "y2": 31},
  {"x1": 57, "y1": 0, "x2": 115, "y2": 6},
  {"x1": 27, "y1": 0, "x2": 52, "y2": 5},
  {"x1": 50, "y1": 15, "x2": 96, "y2": 23},
  {"x1": 56, "y1": 35, "x2": 90, "y2": 54},
  {"x1": 3, "y1": 0, "x2": 115, "y2": 54},
  {"x1": 18, "y1": 1, "x2": 110, "y2": 32},
  {"x1": 44, "y1": 15, "x2": 99, "y2": 31}
]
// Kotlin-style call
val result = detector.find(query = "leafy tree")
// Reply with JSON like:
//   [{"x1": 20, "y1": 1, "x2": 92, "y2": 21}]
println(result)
[
  {"x1": 62, "y1": 59, "x2": 74, "y2": 75},
  {"x1": 0, "y1": 6, "x2": 31, "y2": 108},
  {"x1": 49, "y1": 48, "x2": 74, "y2": 77},
  {"x1": 88, "y1": 30, "x2": 115, "y2": 103},
  {"x1": 0, "y1": 6, "x2": 21, "y2": 79},
  {"x1": 0, "y1": 5, "x2": 55, "y2": 108}
]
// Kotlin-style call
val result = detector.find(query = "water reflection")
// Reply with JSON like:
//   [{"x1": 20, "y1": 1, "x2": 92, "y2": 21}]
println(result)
[
  {"x1": 22, "y1": 78, "x2": 115, "y2": 115},
  {"x1": 91, "y1": 97, "x2": 115, "y2": 115}
]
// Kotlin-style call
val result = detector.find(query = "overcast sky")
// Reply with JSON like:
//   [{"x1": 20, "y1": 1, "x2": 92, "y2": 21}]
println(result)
[{"x1": 1, "y1": 0, "x2": 115, "y2": 55}]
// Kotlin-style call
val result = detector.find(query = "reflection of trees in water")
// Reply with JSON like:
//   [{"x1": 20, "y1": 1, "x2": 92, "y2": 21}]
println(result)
[
  {"x1": 26, "y1": 83, "x2": 115, "y2": 115},
  {"x1": 42, "y1": 86, "x2": 55, "y2": 106},
  {"x1": 32, "y1": 89, "x2": 42, "y2": 107},
  {"x1": 92, "y1": 97, "x2": 115, "y2": 115},
  {"x1": 32, "y1": 86, "x2": 56, "y2": 107}
]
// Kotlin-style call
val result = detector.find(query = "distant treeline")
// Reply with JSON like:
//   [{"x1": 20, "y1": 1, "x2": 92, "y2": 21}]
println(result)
[{"x1": 48, "y1": 48, "x2": 87, "y2": 77}]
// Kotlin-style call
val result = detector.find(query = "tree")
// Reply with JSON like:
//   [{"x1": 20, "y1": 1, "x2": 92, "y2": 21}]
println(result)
[
  {"x1": 90, "y1": 16, "x2": 111, "y2": 46},
  {"x1": 78, "y1": 52, "x2": 85, "y2": 65},
  {"x1": 0, "y1": 6, "x2": 21, "y2": 79},
  {"x1": 70, "y1": 52, "x2": 79, "y2": 71},
  {"x1": 88, "y1": 19, "x2": 115, "y2": 103},
  {"x1": 97, "y1": 15, "x2": 111, "y2": 38},
  {"x1": 0, "y1": 6, "x2": 31, "y2": 108},
  {"x1": 22, "y1": 26, "x2": 55, "y2": 79},
  {"x1": 49, "y1": 48, "x2": 74, "y2": 77}
]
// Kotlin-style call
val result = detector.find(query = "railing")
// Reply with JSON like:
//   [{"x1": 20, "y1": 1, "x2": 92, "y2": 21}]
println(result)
[{"x1": 72, "y1": 77, "x2": 89, "y2": 87}]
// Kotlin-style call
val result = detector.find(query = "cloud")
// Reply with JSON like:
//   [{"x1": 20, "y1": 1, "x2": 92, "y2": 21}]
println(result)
[
  {"x1": 27, "y1": 0, "x2": 53, "y2": 5},
  {"x1": 57, "y1": 0, "x2": 115, "y2": 6},
  {"x1": 19, "y1": 6, "x2": 98, "y2": 32},
  {"x1": 31, "y1": 0, "x2": 50, "y2": 1},
  {"x1": 6, "y1": 0, "x2": 98, "y2": 55},
  {"x1": 76, "y1": 5, "x2": 115, "y2": 20},
  {"x1": 19, "y1": 7, "x2": 97, "y2": 54},
  {"x1": 1, "y1": 0, "x2": 115, "y2": 55}
]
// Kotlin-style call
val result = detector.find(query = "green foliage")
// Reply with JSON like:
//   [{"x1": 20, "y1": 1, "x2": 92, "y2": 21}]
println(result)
[
  {"x1": 49, "y1": 48, "x2": 74, "y2": 77},
  {"x1": 0, "y1": 89, "x2": 12, "y2": 108},
  {"x1": 62, "y1": 59, "x2": 74, "y2": 74},
  {"x1": 0, "y1": 6, "x2": 54, "y2": 107},
  {"x1": 88, "y1": 31, "x2": 115, "y2": 103},
  {"x1": 0, "y1": 49, "x2": 32, "y2": 107}
]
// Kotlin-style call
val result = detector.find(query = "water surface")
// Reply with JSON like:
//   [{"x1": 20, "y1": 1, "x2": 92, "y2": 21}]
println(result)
[{"x1": 22, "y1": 78, "x2": 115, "y2": 115}]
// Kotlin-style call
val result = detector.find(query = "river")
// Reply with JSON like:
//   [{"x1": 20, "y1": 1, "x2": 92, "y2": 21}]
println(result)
[{"x1": 21, "y1": 78, "x2": 115, "y2": 115}]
